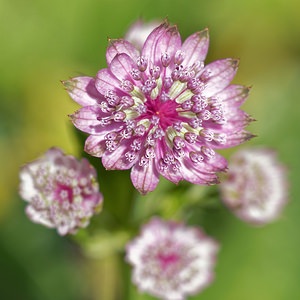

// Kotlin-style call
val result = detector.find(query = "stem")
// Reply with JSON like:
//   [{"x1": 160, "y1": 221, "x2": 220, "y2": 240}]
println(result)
[{"x1": 117, "y1": 251, "x2": 131, "y2": 300}]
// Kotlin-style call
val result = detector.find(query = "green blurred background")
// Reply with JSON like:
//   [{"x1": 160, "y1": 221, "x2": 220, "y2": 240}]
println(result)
[{"x1": 1, "y1": 0, "x2": 300, "y2": 299}]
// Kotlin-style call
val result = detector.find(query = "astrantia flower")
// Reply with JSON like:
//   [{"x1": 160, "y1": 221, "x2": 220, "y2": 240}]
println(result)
[
  {"x1": 64, "y1": 21, "x2": 253, "y2": 194},
  {"x1": 220, "y1": 148, "x2": 288, "y2": 225},
  {"x1": 19, "y1": 147, "x2": 103, "y2": 235},
  {"x1": 126, "y1": 217, "x2": 219, "y2": 300}
]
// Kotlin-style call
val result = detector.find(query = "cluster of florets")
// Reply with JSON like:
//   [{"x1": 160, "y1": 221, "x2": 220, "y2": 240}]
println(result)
[
  {"x1": 64, "y1": 20, "x2": 253, "y2": 194},
  {"x1": 19, "y1": 148, "x2": 103, "y2": 235},
  {"x1": 126, "y1": 217, "x2": 219, "y2": 300},
  {"x1": 220, "y1": 148, "x2": 288, "y2": 225}
]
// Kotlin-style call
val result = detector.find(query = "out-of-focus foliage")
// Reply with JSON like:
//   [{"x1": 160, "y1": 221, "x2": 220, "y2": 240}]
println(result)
[{"x1": 1, "y1": 0, "x2": 300, "y2": 299}]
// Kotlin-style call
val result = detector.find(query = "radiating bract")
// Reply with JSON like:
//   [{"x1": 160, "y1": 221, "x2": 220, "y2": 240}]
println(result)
[
  {"x1": 126, "y1": 217, "x2": 219, "y2": 300},
  {"x1": 64, "y1": 21, "x2": 253, "y2": 194},
  {"x1": 220, "y1": 148, "x2": 288, "y2": 225},
  {"x1": 19, "y1": 147, "x2": 103, "y2": 235},
  {"x1": 124, "y1": 19, "x2": 161, "y2": 51}
]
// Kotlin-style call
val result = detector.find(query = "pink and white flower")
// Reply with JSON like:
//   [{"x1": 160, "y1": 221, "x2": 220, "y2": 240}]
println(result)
[
  {"x1": 64, "y1": 21, "x2": 253, "y2": 194},
  {"x1": 126, "y1": 217, "x2": 219, "y2": 300},
  {"x1": 19, "y1": 147, "x2": 103, "y2": 235},
  {"x1": 220, "y1": 148, "x2": 288, "y2": 225}
]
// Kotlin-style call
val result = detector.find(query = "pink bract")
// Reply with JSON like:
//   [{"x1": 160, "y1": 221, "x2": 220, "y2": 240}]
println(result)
[
  {"x1": 64, "y1": 21, "x2": 253, "y2": 194},
  {"x1": 19, "y1": 147, "x2": 103, "y2": 235},
  {"x1": 124, "y1": 19, "x2": 161, "y2": 51},
  {"x1": 126, "y1": 217, "x2": 219, "y2": 300},
  {"x1": 220, "y1": 148, "x2": 288, "y2": 225}
]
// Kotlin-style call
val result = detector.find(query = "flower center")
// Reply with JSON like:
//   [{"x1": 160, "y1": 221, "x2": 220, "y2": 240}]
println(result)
[
  {"x1": 145, "y1": 97, "x2": 179, "y2": 130},
  {"x1": 157, "y1": 252, "x2": 180, "y2": 271},
  {"x1": 54, "y1": 183, "x2": 73, "y2": 203}
]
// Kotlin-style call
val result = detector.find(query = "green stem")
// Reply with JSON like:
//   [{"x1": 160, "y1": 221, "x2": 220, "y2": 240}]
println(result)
[{"x1": 118, "y1": 251, "x2": 131, "y2": 300}]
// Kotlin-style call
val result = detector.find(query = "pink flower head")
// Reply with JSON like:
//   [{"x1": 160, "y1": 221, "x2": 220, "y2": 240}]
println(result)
[
  {"x1": 220, "y1": 148, "x2": 288, "y2": 225},
  {"x1": 126, "y1": 217, "x2": 219, "y2": 300},
  {"x1": 64, "y1": 21, "x2": 253, "y2": 194},
  {"x1": 19, "y1": 147, "x2": 103, "y2": 235}
]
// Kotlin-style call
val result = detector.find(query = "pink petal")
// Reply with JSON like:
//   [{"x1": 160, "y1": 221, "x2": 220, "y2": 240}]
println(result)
[
  {"x1": 186, "y1": 143, "x2": 228, "y2": 173},
  {"x1": 83, "y1": 192, "x2": 104, "y2": 210},
  {"x1": 57, "y1": 224, "x2": 71, "y2": 236},
  {"x1": 19, "y1": 165, "x2": 39, "y2": 202},
  {"x1": 106, "y1": 39, "x2": 139, "y2": 65},
  {"x1": 202, "y1": 108, "x2": 253, "y2": 137},
  {"x1": 201, "y1": 153, "x2": 227, "y2": 173},
  {"x1": 142, "y1": 22, "x2": 167, "y2": 61},
  {"x1": 62, "y1": 76, "x2": 104, "y2": 106},
  {"x1": 80, "y1": 157, "x2": 98, "y2": 177},
  {"x1": 109, "y1": 53, "x2": 136, "y2": 82},
  {"x1": 215, "y1": 85, "x2": 251, "y2": 107},
  {"x1": 181, "y1": 28, "x2": 209, "y2": 66},
  {"x1": 200, "y1": 58, "x2": 239, "y2": 97},
  {"x1": 142, "y1": 21, "x2": 181, "y2": 68},
  {"x1": 217, "y1": 130, "x2": 255, "y2": 149},
  {"x1": 124, "y1": 19, "x2": 161, "y2": 51},
  {"x1": 179, "y1": 158, "x2": 220, "y2": 185},
  {"x1": 44, "y1": 147, "x2": 65, "y2": 162},
  {"x1": 25, "y1": 205, "x2": 55, "y2": 228},
  {"x1": 84, "y1": 135, "x2": 106, "y2": 157},
  {"x1": 95, "y1": 68, "x2": 127, "y2": 96},
  {"x1": 102, "y1": 139, "x2": 137, "y2": 170},
  {"x1": 223, "y1": 109, "x2": 253, "y2": 130},
  {"x1": 153, "y1": 25, "x2": 181, "y2": 67},
  {"x1": 70, "y1": 106, "x2": 122, "y2": 134},
  {"x1": 158, "y1": 165, "x2": 183, "y2": 185},
  {"x1": 50, "y1": 151, "x2": 78, "y2": 171},
  {"x1": 70, "y1": 106, "x2": 105, "y2": 134},
  {"x1": 131, "y1": 160, "x2": 160, "y2": 195},
  {"x1": 155, "y1": 141, "x2": 183, "y2": 184}
]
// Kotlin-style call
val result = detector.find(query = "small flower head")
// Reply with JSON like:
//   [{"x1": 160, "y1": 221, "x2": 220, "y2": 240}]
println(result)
[
  {"x1": 19, "y1": 147, "x2": 103, "y2": 235},
  {"x1": 65, "y1": 21, "x2": 253, "y2": 194},
  {"x1": 220, "y1": 148, "x2": 288, "y2": 225},
  {"x1": 126, "y1": 217, "x2": 219, "y2": 300}
]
